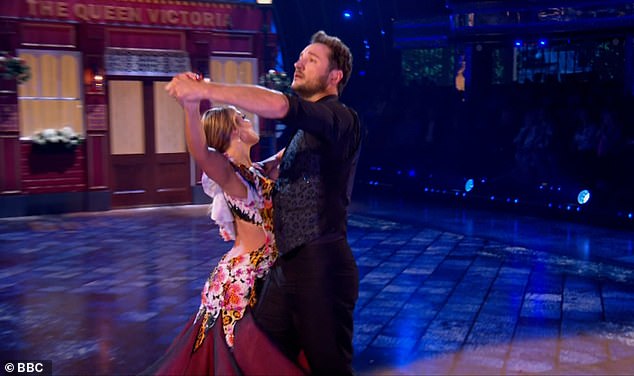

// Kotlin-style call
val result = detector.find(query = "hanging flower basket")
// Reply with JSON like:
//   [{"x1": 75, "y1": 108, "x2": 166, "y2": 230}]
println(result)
[
  {"x1": 259, "y1": 69, "x2": 291, "y2": 94},
  {"x1": 31, "y1": 127, "x2": 84, "y2": 152},
  {"x1": 0, "y1": 52, "x2": 31, "y2": 84}
]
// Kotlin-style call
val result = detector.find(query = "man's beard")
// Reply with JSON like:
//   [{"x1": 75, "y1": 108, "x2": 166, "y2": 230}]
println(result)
[{"x1": 291, "y1": 73, "x2": 329, "y2": 98}]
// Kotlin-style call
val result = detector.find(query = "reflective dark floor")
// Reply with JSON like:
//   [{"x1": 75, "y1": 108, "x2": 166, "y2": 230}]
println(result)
[{"x1": 1, "y1": 195, "x2": 633, "y2": 375}]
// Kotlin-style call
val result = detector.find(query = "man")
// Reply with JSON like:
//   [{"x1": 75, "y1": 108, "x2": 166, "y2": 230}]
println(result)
[{"x1": 166, "y1": 30, "x2": 362, "y2": 375}]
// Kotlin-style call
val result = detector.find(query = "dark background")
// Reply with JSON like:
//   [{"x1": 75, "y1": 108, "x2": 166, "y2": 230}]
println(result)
[{"x1": 267, "y1": 0, "x2": 634, "y2": 226}]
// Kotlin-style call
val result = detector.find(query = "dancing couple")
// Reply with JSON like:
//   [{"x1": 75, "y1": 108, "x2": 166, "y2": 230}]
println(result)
[{"x1": 143, "y1": 30, "x2": 363, "y2": 375}]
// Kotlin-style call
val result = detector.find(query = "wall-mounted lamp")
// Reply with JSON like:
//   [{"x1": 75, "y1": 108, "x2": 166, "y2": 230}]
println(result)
[
  {"x1": 84, "y1": 67, "x2": 105, "y2": 93},
  {"x1": 93, "y1": 72, "x2": 104, "y2": 89}
]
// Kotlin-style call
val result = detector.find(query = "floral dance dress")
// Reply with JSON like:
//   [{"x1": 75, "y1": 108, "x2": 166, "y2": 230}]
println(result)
[{"x1": 142, "y1": 162, "x2": 305, "y2": 376}]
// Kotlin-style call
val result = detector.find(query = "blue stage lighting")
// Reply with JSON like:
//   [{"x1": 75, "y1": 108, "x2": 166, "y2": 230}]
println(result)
[
  {"x1": 539, "y1": 39, "x2": 547, "y2": 46},
  {"x1": 343, "y1": 11, "x2": 352, "y2": 19},
  {"x1": 577, "y1": 189, "x2": 591, "y2": 205},
  {"x1": 464, "y1": 178, "x2": 474, "y2": 192},
  {"x1": 514, "y1": 40, "x2": 522, "y2": 47}
]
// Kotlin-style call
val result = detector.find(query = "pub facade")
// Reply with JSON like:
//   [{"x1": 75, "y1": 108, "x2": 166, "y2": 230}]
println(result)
[{"x1": 0, "y1": 0, "x2": 278, "y2": 216}]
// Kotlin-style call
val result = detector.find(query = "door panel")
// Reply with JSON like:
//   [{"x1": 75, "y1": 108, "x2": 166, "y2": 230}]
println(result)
[
  {"x1": 152, "y1": 81, "x2": 190, "y2": 204},
  {"x1": 109, "y1": 81, "x2": 145, "y2": 155},
  {"x1": 109, "y1": 79, "x2": 190, "y2": 207},
  {"x1": 154, "y1": 82, "x2": 186, "y2": 154}
]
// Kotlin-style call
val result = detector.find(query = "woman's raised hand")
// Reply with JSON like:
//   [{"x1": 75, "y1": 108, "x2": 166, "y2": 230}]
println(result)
[{"x1": 166, "y1": 72, "x2": 207, "y2": 103}]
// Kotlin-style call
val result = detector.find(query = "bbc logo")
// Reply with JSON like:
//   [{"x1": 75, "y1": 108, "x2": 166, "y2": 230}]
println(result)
[{"x1": 2, "y1": 360, "x2": 52, "y2": 376}]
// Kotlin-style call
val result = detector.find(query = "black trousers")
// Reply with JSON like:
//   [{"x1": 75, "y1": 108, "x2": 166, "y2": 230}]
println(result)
[{"x1": 255, "y1": 239, "x2": 359, "y2": 375}]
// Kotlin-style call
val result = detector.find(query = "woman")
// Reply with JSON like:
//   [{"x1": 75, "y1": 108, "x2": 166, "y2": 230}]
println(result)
[{"x1": 142, "y1": 95, "x2": 303, "y2": 375}]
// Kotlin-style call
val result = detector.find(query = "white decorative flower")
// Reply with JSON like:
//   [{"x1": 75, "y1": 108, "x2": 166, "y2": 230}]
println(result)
[
  {"x1": 31, "y1": 126, "x2": 83, "y2": 147},
  {"x1": 41, "y1": 129, "x2": 57, "y2": 138}
]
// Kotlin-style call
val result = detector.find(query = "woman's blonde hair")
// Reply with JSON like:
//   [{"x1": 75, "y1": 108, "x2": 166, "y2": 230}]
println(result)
[{"x1": 200, "y1": 105, "x2": 240, "y2": 153}]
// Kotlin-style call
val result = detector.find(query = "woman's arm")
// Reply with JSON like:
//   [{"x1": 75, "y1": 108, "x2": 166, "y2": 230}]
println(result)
[
  {"x1": 182, "y1": 101, "x2": 247, "y2": 198},
  {"x1": 257, "y1": 148, "x2": 285, "y2": 180}
]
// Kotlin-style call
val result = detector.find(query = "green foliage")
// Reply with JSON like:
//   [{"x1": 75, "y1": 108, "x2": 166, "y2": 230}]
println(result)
[
  {"x1": 401, "y1": 48, "x2": 453, "y2": 86},
  {"x1": 0, "y1": 52, "x2": 31, "y2": 84},
  {"x1": 259, "y1": 69, "x2": 292, "y2": 94}
]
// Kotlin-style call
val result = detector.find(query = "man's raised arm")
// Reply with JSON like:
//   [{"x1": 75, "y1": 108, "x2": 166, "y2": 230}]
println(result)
[{"x1": 166, "y1": 73, "x2": 289, "y2": 119}]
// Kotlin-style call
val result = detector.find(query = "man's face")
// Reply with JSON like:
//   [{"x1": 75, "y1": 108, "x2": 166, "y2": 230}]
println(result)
[{"x1": 291, "y1": 42, "x2": 333, "y2": 98}]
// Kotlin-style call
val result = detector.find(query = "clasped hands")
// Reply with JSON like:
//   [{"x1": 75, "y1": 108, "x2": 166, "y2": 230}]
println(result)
[{"x1": 165, "y1": 72, "x2": 208, "y2": 107}]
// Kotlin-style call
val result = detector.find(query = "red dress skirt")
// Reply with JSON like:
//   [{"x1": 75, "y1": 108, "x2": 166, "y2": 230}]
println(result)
[{"x1": 142, "y1": 308, "x2": 306, "y2": 376}]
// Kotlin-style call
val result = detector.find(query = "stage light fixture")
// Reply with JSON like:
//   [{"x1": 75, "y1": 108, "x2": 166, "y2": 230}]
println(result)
[
  {"x1": 577, "y1": 189, "x2": 591, "y2": 205},
  {"x1": 343, "y1": 11, "x2": 352, "y2": 19},
  {"x1": 464, "y1": 178, "x2": 474, "y2": 192}
]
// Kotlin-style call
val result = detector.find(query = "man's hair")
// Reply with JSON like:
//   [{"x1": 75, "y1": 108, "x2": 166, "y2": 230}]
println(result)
[{"x1": 310, "y1": 30, "x2": 353, "y2": 95}]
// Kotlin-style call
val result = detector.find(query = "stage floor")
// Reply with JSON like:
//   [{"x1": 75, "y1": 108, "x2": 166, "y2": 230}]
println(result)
[{"x1": 1, "y1": 196, "x2": 633, "y2": 375}]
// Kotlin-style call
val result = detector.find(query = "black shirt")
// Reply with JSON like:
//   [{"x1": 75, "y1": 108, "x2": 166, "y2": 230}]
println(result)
[{"x1": 272, "y1": 94, "x2": 362, "y2": 254}]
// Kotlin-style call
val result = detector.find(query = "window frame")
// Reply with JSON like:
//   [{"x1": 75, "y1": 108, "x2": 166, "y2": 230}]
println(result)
[{"x1": 16, "y1": 49, "x2": 85, "y2": 140}]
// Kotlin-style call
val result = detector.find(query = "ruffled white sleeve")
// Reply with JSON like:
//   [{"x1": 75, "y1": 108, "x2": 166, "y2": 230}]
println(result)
[{"x1": 201, "y1": 172, "x2": 235, "y2": 241}]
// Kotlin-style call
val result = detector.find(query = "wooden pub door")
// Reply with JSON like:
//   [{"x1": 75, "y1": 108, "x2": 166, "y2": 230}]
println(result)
[{"x1": 108, "y1": 79, "x2": 191, "y2": 207}]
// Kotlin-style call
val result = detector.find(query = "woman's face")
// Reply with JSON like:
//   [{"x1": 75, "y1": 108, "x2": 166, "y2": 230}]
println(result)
[{"x1": 234, "y1": 110, "x2": 259, "y2": 146}]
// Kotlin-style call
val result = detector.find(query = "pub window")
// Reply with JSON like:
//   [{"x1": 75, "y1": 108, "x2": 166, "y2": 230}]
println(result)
[{"x1": 17, "y1": 50, "x2": 84, "y2": 139}]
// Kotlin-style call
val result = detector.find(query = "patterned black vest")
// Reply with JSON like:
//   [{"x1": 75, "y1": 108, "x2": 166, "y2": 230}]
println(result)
[{"x1": 272, "y1": 129, "x2": 324, "y2": 255}]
